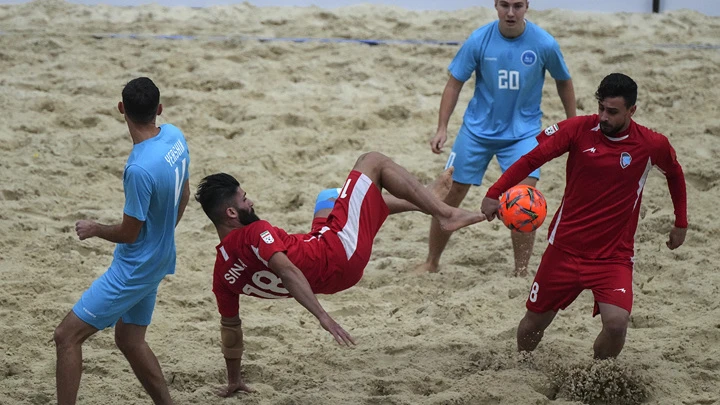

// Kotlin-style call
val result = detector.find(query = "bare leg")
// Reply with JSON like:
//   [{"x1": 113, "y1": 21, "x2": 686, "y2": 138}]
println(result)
[
  {"x1": 517, "y1": 310, "x2": 557, "y2": 352},
  {"x1": 352, "y1": 152, "x2": 484, "y2": 232},
  {"x1": 313, "y1": 168, "x2": 453, "y2": 219},
  {"x1": 54, "y1": 311, "x2": 99, "y2": 405},
  {"x1": 512, "y1": 177, "x2": 538, "y2": 277},
  {"x1": 416, "y1": 181, "x2": 471, "y2": 273},
  {"x1": 593, "y1": 303, "x2": 629, "y2": 359},
  {"x1": 512, "y1": 231, "x2": 535, "y2": 277},
  {"x1": 115, "y1": 319, "x2": 173, "y2": 404},
  {"x1": 383, "y1": 167, "x2": 454, "y2": 214}
]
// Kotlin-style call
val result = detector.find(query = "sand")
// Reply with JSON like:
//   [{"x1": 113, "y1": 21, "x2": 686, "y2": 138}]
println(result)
[{"x1": 1, "y1": 0, "x2": 719, "y2": 404}]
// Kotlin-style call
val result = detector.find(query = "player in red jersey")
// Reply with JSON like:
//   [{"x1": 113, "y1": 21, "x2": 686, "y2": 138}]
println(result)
[
  {"x1": 195, "y1": 151, "x2": 485, "y2": 396},
  {"x1": 481, "y1": 73, "x2": 687, "y2": 359}
]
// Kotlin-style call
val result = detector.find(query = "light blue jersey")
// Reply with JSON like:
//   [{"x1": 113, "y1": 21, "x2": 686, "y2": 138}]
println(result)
[
  {"x1": 449, "y1": 20, "x2": 571, "y2": 140},
  {"x1": 111, "y1": 123, "x2": 190, "y2": 285}
]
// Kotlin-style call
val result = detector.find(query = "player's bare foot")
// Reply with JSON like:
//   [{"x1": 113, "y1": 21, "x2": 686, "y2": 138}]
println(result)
[
  {"x1": 514, "y1": 267, "x2": 529, "y2": 277},
  {"x1": 413, "y1": 261, "x2": 440, "y2": 274},
  {"x1": 427, "y1": 167, "x2": 454, "y2": 201},
  {"x1": 438, "y1": 207, "x2": 485, "y2": 232}
]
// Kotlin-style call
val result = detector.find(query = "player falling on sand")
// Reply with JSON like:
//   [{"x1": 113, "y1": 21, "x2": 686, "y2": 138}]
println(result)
[
  {"x1": 481, "y1": 73, "x2": 687, "y2": 359},
  {"x1": 194, "y1": 152, "x2": 485, "y2": 396}
]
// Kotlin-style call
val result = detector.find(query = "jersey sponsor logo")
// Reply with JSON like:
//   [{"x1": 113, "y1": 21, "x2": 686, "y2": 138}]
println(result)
[
  {"x1": 613, "y1": 288, "x2": 627, "y2": 293},
  {"x1": 260, "y1": 230, "x2": 274, "y2": 244},
  {"x1": 521, "y1": 50, "x2": 537, "y2": 66},
  {"x1": 620, "y1": 152, "x2": 632, "y2": 168},
  {"x1": 484, "y1": 57, "x2": 498, "y2": 61},
  {"x1": 544, "y1": 124, "x2": 559, "y2": 136},
  {"x1": 583, "y1": 147, "x2": 597, "y2": 153}
]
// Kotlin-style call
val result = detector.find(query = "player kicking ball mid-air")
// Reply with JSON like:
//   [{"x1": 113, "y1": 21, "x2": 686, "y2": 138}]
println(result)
[{"x1": 195, "y1": 152, "x2": 485, "y2": 396}]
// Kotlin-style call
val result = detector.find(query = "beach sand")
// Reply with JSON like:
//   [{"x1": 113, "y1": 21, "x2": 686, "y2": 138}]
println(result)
[{"x1": 1, "y1": 1, "x2": 719, "y2": 403}]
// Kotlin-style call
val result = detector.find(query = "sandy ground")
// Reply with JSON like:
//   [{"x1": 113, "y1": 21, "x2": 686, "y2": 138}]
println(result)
[{"x1": 1, "y1": 1, "x2": 719, "y2": 404}]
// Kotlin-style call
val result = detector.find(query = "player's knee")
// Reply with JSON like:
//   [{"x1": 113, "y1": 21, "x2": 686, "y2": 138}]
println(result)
[
  {"x1": 602, "y1": 315, "x2": 629, "y2": 338},
  {"x1": 53, "y1": 324, "x2": 70, "y2": 348},
  {"x1": 446, "y1": 182, "x2": 471, "y2": 204},
  {"x1": 356, "y1": 151, "x2": 389, "y2": 167},
  {"x1": 114, "y1": 334, "x2": 144, "y2": 354},
  {"x1": 520, "y1": 310, "x2": 554, "y2": 332}
]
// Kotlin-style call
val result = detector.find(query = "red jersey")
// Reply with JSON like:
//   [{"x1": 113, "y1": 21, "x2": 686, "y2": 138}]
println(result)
[
  {"x1": 487, "y1": 115, "x2": 687, "y2": 260},
  {"x1": 212, "y1": 170, "x2": 389, "y2": 318}
]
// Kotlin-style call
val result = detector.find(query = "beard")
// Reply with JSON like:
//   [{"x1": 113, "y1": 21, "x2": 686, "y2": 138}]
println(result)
[
  {"x1": 238, "y1": 207, "x2": 261, "y2": 225},
  {"x1": 600, "y1": 122, "x2": 623, "y2": 137}
]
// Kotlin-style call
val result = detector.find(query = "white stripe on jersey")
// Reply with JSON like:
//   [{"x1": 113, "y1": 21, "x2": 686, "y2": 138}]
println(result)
[
  {"x1": 337, "y1": 173, "x2": 373, "y2": 260},
  {"x1": 633, "y1": 158, "x2": 653, "y2": 210},
  {"x1": 220, "y1": 246, "x2": 229, "y2": 261},
  {"x1": 548, "y1": 201, "x2": 564, "y2": 245}
]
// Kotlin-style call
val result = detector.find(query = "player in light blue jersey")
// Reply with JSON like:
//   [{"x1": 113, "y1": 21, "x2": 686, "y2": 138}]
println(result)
[
  {"x1": 54, "y1": 77, "x2": 190, "y2": 405},
  {"x1": 420, "y1": 0, "x2": 577, "y2": 277}
]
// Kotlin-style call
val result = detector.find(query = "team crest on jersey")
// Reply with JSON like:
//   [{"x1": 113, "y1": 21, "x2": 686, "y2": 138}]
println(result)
[
  {"x1": 620, "y1": 152, "x2": 632, "y2": 168},
  {"x1": 544, "y1": 124, "x2": 559, "y2": 136},
  {"x1": 260, "y1": 230, "x2": 274, "y2": 244},
  {"x1": 521, "y1": 50, "x2": 537, "y2": 66}
]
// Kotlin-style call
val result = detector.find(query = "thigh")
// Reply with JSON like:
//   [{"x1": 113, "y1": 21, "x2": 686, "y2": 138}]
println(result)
[
  {"x1": 526, "y1": 244, "x2": 584, "y2": 313},
  {"x1": 497, "y1": 136, "x2": 541, "y2": 180},
  {"x1": 579, "y1": 258, "x2": 634, "y2": 316},
  {"x1": 72, "y1": 272, "x2": 157, "y2": 330},
  {"x1": 327, "y1": 170, "x2": 389, "y2": 264},
  {"x1": 446, "y1": 127, "x2": 494, "y2": 186},
  {"x1": 121, "y1": 284, "x2": 159, "y2": 326},
  {"x1": 322, "y1": 171, "x2": 389, "y2": 292}
]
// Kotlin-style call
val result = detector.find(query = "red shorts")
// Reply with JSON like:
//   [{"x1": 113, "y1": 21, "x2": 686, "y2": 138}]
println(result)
[
  {"x1": 526, "y1": 244, "x2": 634, "y2": 316},
  {"x1": 309, "y1": 170, "x2": 389, "y2": 294}
]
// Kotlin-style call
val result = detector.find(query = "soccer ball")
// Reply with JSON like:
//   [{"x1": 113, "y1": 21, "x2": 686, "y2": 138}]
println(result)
[{"x1": 497, "y1": 185, "x2": 547, "y2": 232}]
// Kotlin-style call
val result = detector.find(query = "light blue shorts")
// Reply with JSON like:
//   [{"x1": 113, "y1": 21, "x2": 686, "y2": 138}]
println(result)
[
  {"x1": 314, "y1": 188, "x2": 341, "y2": 215},
  {"x1": 445, "y1": 125, "x2": 541, "y2": 186},
  {"x1": 72, "y1": 270, "x2": 159, "y2": 330}
]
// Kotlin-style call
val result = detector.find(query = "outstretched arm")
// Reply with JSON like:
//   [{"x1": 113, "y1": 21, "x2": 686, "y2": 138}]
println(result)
[
  {"x1": 268, "y1": 252, "x2": 355, "y2": 346},
  {"x1": 217, "y1": 315, "x2": 254, "y2": 397}
]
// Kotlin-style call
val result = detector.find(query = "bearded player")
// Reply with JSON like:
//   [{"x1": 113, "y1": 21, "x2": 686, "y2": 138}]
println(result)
[
  {"x1": 195, "y1": 151, "x2": 485, "y2": 396},
  {"x1": 481, "y1": 73, "x2": 687, "y2": 359}
]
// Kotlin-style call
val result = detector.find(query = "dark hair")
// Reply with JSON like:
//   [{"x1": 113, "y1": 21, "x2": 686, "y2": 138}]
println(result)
[
  {"x1": 195, "y1": 173, "x2": 240, "y2": 225},
  {"x1": 595, "y1": 73, "x2": 637, "y2": 108},
  {"x1": 122, "y1": 77, "x2": 160, "y2": 124}
]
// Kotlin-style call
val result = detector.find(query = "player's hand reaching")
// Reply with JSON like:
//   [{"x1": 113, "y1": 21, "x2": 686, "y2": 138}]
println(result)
[
  {"x1": 666, "y1": 226, "x2": 686, "y2": 250},
  {"x1": 430, "y1": 129, "x2": 448, "y2": 154},
  {"x1": 318, "y1": 313, "x2": 356, "y2": 346},
  {"x1": 217, "y1": 379, "x2": 255, "y2": 398},
  {"x1": 481, "y1": 197, "x2": 500, "y2": 222}
]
